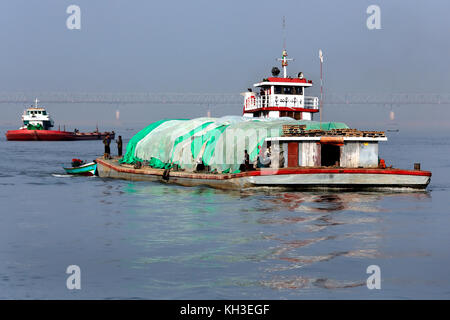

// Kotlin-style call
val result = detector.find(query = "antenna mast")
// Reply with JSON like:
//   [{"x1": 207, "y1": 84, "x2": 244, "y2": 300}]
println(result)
[{"x1": 277, "y1": 16, "x2": 293, "y2": 78}]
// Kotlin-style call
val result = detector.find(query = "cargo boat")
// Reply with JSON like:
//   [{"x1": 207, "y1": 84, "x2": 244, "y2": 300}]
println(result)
[
  {"x1": 96, "y1": 49, "x2": 431, "y2": 190},
  {"x1": 5, "y1": 99, "x2": 115, "y2": 141},
  {"x1": 96, "y1": 158, "x2": 430, "y2": 190},
  {"x1": 72, "y1": 131, "x2": 115, "y2": 141}
]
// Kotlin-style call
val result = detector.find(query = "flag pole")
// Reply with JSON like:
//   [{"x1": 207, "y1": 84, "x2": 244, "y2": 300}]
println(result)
[{"x1": 319, "y1": 49, "x2": 324, "y2": 130}]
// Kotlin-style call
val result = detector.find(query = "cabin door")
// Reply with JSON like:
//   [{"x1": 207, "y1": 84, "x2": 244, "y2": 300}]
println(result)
[{"x1": 287, "y1": 142, "x2": 299, "y2": 167}]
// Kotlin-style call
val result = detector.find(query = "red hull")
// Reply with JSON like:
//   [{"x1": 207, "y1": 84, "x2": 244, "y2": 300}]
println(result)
[
  {"x1": 5, "y1": 129, "x2": 74, "y2": 141},
  {"x1": 5, "y1": 130, "x2": 115, "y2": 141}
]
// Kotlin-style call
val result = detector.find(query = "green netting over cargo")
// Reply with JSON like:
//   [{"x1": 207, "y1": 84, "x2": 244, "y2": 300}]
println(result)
[
  {"x1": 120, "y1": 119, "x2": 187, "y2": 164},
  {"x1": 120, "y1": 116, "x2": 348, "y2": 172}
]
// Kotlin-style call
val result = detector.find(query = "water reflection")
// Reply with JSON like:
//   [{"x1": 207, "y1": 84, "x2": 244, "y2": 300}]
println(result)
[
  {"x1": 260, "y1": 276, "x2": 366, "y2": 290},
  {"x1": 104, "y1": 181, "x2": 432, "y2": 295}
]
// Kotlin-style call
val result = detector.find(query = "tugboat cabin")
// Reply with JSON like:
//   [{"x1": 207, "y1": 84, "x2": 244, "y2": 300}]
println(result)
[
  {"x1": 242, "y1": 50, "x2": 319, "y2": 120},
  {"x1": 21, "y1": 99, "x2": 55, "y2": 130}
]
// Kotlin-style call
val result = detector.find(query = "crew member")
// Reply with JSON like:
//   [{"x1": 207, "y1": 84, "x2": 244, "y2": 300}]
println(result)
[
  {"x1": 244, "y1": 149, "x2": 250, "y2": 169},
  {"x1": 279, "y1": 150, "x2": 285, "y2": 168},
  {"x1": 116, "y1": 135, "x2": 123, "y2": 157},
  {"x1": 239, "y1": 149, "x2": 251, "y2": 171},
  {"x1": 103, "y1": 134, "x2": 111, "y2": 159},
  {"x1": 257, "y1": 146, "x2": 271, "y2": 168}
]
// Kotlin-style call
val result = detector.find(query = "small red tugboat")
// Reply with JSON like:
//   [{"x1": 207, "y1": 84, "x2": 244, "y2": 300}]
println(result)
[{"x1": 5, "y1": 99, "x2": 115, "y2": 141}]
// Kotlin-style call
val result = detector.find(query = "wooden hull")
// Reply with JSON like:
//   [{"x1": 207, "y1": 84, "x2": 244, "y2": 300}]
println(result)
[
  {"x1": 96, "y1": 158, "x2": 431, "y2": 190},
  {"x1": 72, "y1": 132, "x2": 115, "y2": 140}
]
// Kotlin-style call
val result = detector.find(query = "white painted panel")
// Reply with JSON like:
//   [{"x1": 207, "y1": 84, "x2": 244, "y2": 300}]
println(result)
[
  {"x1": 359, "y1": 142, "x2": 378, "y2": 167},
  {"x1": 341, "y1": 142, "x2": 360, "y2": 168},
  {"x1": 302, "y1": 112, "x2": 312, "y2": 120},
  {"x1": 301, "y1": 142, "x2": 319, "y2": 167},
  {"x1": 282, "y1": 142, "x2": 288, "y2": 168},
  {"x1": 298, "y1": 142, "x2": 302, "y2": 166}
]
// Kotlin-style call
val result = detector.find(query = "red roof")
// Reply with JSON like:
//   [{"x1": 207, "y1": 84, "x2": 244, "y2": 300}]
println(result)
[{"x1": 266, "y1": 77, "x2": 312, "y2": 84}]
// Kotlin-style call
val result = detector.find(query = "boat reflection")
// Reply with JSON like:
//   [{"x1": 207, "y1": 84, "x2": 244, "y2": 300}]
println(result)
[
  {"x1": 113, "y1": 182, "x2": 432, "y2": 293},
  {"x1": 259, "y1": 191, "x2": 431, "y2": 213},
  {"x1": 253, "y1": 190, "x2": 431, "y2": 290}
]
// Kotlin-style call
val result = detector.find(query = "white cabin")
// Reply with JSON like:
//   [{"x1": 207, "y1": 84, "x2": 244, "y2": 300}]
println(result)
[
  {"x1": 242, "y1": 50, "x2": 319, "y2": 120},
  {"x1": 21, "y1": 99, "x2": 54, "y2": 130}
]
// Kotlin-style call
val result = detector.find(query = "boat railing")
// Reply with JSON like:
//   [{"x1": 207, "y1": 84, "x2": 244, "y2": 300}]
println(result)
[
  {"x1": 245, "y1": 94, "x2": 319, "y2": 111},
  {"x1": 244, "y1": 95, "x2": 269, "y2": 111},
  {"x1": 304, "y1": 96, "x2": 319, "y2": 109}
]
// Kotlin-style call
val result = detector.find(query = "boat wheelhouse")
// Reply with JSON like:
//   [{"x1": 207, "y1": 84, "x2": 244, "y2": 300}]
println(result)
[
  {"x1": 21, "y1": 98, "x2": 55, "y2": 130},
  {"x1": 242, "y1": 50, "x2": 319, "y2": 120}
]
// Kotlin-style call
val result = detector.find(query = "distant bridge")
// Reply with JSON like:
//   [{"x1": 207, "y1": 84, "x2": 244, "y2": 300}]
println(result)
[{"x1": 1, "y1": 92, "x2": 450, "y2": 106}]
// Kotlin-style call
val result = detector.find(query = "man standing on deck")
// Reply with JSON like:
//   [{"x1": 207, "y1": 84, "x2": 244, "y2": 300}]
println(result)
[
  {"x1": 239, "y1": 149, "x2": 251, "y2": 171},
  {"x1": 116, "y1": 135, "x2": 123, "y2": 157},
  {"x1": 244, "y1": 149, "x2": 250, "y2": 170},
  {"x1": 103, "y1": 134, "x2": 111, "y2": 159}
]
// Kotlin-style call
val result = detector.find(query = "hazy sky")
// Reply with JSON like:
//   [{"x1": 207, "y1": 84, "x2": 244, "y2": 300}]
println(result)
[{"x1": 0, "y1": 0, "x2": 449, "y2": 130}]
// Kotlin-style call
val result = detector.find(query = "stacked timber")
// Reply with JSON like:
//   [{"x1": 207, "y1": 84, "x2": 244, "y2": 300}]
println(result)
[
  {"x1": 282, "y1": 124, "x2": 307, "y2": 136},
  {"x1": 328, "y1": 129, "x2": 386, "y2": 138},
  {"x1": 281, "y1": 125, "x2": 385, "y2": 138}
]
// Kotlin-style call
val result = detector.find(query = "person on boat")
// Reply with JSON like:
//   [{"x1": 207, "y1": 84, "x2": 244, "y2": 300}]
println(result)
[
  {"x1": 195, "y1": 157, "x2": 205, "y2": 172},
  {"x1": 256, "y1": 146, "x2": 271, "y2": 168},
  {"x1": 244, "y1": 149, "x2": 250, "y2": 169},
  {"x1": 116, "y1": 135, "x2": 123, "y2": 157},
  {"x1": 103, "y1": 134, "x2": 111, "y2": 159},
  {"x1": 279, "y1": 150, "x2": 285, "y2": 168},
  {"x1": 239, "y1": 149, "x2": 251, "y2": 171}
]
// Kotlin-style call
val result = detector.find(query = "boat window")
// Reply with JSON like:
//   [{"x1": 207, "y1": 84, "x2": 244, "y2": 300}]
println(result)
[
  {"x1": 293, "y1": 87, "x2": 303, "y2": 95},
  {"x1": 42, "y1": 111, "x2": 47, "y2": 115},
  {"x1": 274, "y1": 86, "x2": 282, "y2": 94},
  {"x1": 284, "y1": 86, "x2": 294, "y2": 95},
  {"x1": 274, "y1": 86, "x2": 304, "y2": 95}
]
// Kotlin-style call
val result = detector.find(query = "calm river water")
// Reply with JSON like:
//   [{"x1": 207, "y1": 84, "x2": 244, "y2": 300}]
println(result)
[{"x1": 0, "y1": 125, "x2": 449, "y2": 299}]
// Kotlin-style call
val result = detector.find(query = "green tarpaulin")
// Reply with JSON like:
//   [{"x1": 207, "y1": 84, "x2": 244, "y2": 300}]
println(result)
[{"x1": 121, "y1": 116, "x2": 349, "y2": 172}]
